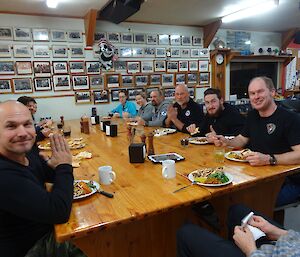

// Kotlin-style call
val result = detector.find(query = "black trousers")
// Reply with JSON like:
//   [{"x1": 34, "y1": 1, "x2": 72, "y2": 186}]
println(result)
[{"x1": 177, "y1": 204, "x2": 282, "y2": 257}]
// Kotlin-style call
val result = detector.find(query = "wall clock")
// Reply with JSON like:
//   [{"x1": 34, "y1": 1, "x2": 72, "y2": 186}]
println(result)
[{"x1": 216, "y1": 53, "x2": 224, "y2": 65}]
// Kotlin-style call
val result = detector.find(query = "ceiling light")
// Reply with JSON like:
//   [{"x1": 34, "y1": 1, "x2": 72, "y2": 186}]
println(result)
[
  {"x1": 47, "y1": 0, "x2": 58, "y2": 8},
  {"x1": 222, "y1": 0, "x2": 279, "y2": 23}
]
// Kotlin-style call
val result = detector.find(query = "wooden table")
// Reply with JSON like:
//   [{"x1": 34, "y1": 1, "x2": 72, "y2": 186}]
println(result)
[{"x1": 52, "y1": 119, "x2": 300, "y2": 257}]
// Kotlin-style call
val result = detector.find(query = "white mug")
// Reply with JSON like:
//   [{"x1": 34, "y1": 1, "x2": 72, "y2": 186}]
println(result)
[
  {"x1": 98, "y1": 166, "x2": 116, "y2": 185},
  {"x1": 162, "y1": 160, "x2": 176, "y2": 179}
]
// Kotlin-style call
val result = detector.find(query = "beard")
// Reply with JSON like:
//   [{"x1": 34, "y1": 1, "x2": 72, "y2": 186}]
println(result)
[{"x1": 207, "y1": 105, "x2": 223, "y2": 118}]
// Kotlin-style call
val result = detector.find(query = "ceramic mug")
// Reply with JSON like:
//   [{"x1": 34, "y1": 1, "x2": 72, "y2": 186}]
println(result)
[
  {"x1": 98, "y1": 166, "x2": 116, "y2": 185},
  {"x1": 162, "y1": 160, "x2": 176, "y2": 179}
]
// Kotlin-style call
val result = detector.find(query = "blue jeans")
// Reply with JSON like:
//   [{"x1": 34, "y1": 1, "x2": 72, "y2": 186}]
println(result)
[{"x1": 276, "y1": 177, "x2": 300, "y2": 207}]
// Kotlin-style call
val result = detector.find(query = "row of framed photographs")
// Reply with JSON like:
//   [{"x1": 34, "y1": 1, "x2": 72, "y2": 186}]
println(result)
[
  {"x1": 94, "y1": 32, "x2": 202, "y2": 46},
  {"x1": 0, "y1": 27, "x2": 83, "y2": 42},
  {"x1": 0, "y1": 72, "x2": 209, "y2": 94},
  {"x1": 0, "y1": 44, "x2": 85, "y2": 58}
]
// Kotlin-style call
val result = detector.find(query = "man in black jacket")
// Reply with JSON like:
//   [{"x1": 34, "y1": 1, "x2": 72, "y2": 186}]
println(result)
[{"x1": 0, "y1": 101, "x2": 86, "y2": 257}]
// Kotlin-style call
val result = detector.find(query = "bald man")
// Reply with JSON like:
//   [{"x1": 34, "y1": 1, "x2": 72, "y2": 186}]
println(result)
[
  {"x1": 0, "y1": 101, "x2": 86, "y2": 257},
  {"x1": 164, "y1": 84, "x2": 204, "y2": 133}
]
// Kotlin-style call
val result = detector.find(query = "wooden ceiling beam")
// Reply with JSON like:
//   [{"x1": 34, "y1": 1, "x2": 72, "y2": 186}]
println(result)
[
  {"x1": 84, "y1": 9, "x2": 97, "y2": 47},
  {"x1": 203, "y1": 20, "x2": 222, "y2": 48},
  {"x1": 281, "y1": 28, "x2": 298, "y2": 50}
]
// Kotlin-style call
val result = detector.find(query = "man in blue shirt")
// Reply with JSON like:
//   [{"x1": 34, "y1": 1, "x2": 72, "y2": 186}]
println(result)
[{"x1": 111, "y1": 90, "x2": 137, "y2": 118}]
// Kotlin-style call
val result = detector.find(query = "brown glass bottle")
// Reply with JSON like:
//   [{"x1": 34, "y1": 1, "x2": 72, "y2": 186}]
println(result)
[{"x1": 147, "y1": 133, "x2": 155, "y2": 155}]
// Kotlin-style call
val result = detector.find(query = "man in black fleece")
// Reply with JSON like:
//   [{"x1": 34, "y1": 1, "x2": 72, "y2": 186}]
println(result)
[{"x1": 0, "y1": 101, "x2": 86, "y2": 257}]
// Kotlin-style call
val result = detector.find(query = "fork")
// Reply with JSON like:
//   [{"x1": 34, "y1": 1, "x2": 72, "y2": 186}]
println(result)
[{"x1": 173, "y1": 181, "x2": 197, "y2": 193}]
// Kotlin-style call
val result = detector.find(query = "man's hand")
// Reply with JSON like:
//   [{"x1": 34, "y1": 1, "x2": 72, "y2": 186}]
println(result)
[
  {"x1": 246, "y1": 152, "x2": 269, "y2": 166},
  {"x1": 41, "y1": 128, "x2": 52, "y2": 138},
  {"x1": 137, "y1": 117, "x2": 146, "y2": 126},
  {"x1": 205, "y1": 125, "x2": 218, "y2": 143},
  {"x1": 113, "y1": 113, "x2": 120, "y2": 118},
  {"x1": 186, "y1": 124, "x2": 196, "y2": 134},
  {"x1": 122, "y1": 111, "x2": 130, "y2": 118},
  {"x1": 233, "y1": 226, "x2": 257, "y2": 256},
  {"x1": 167, "y1": 105, "x2": 178, "y2": 121}
]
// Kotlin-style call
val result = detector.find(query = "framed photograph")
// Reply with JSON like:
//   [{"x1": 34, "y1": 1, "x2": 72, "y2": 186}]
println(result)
[
  {"x1": 51, "y1": 29, "x2": 67, "y2": 42},
  {"x1": 69, "y1": 45, "x2": 85, "y2": 58},
  {"x1": 170, "y1": 35, "x2": 181, "y2": 45},
  {"x1": 188, "y1": 87, "x2": 195, "y2": 99},
  {"x1": 13, "y1": 44, "x2": 31, "y2": 58},
  {"x1": 16, "y1": 61, "x2": 32, "y2": 75},
  {"x1": 121, "y1": 33, "x2": 133, "y2": 43},
  {"x1": 199, "y1": 72, "x2": 210, "y2": 84},
  {"x1": 171, "y1": 48, "x2": 180, "y2": 57},
  {"x1": 86, "y1": 61, "x2": 100, "y2": 74},
  {"x1": 155, "y1": 47, "x2": 166, "y2": 58},
  {"x1": 147, "y1": 34, "x2": 158, "y2": 45},
  {"x1": 68, "y1": 31, "x2": 83, "y2": 42},
  {"x1": 0, "y1": 79, "x2": 12, "y2": 93},
  {"x1": 107, "y1": 32, "x2": 120, "y2": 43},
  {"x1": 199, "y1": 48, "x2": 210, "y2": 58},
  {"x1": 181, "y1": 35, "x2": 192, "y2": 45},
  {"x1": 0, "y1": 27, "x2": 13, "y2": 40},
  {"x1": 53, "y1": 75, "x2": 71, "y2": 91},
  {"x1": 94, "y1": 90, "x2": 109, "y2": 104},
  {"x1": 191, "y1": 49, "x2": 200, "y2": 58},
  {"x1": 135, "y1": 75, "x2": 148, "y2": 86},
  {"x1": 141, "y1": 61, "x2": 154, "y2": 73},
  {"x1": 13, "y1": 27, "x2": 31, "y2": 41},
  {"x1": 162, "y1": 73, "x2": 174, "y2": 87},
  {"x1": 89, "y1": 75, "x2": 104, "y2": 90},
  {"x1": 106, "y1": 74, "x2": 120, "y2": 88},
  {"x1": 120, "y1": 47, "x2": 132, "y2": 58},
  {"x1": 0, "y1": 61, "x2": 15, "y2": 75},
  {"x1": 94, "y1": 32, "x2": 106, "y2": 41},
  {"x1": 146, "y1": 87, "x2": 158, "y2": 100},
  {"x1": 199, "y1": 60, "x2": 209, "y2": 72},
  {"x1": 33, "y1": 45, "x2": 50, "y2": 58},
  {"x1": 158, "y1": 34, "x2": 169, "y2": 45},
  {"x1": 187, "y1": 72, "x2": 198, "y2": 85},
  {"x1": 0, "y1": 44, "x2": 12, "y2": 57},
  {"x1": 52, "y1": 45, "x2": 68, "y2": 58},
  {"x1": 192, "y1": 36, "x2": 202, "y2": 46},
  {"x1": 121, "y1": 75, "x2": 134, "y2": 87},
  {"x1": 69, "y1": 61, "x2": 85, "y2": 74},
  {"x1": 32, "y1": 29, "x2": 49, "y2": 41},
  {"x1": 179, "y1": 60, "x2": 189, "y2": 72},
  {"x1": 72, "y1": 75, "x2": 89, "y2": 90},
  {"x1": 167, "y1": 61, "x2": 178, "y2": 72},
  {"x1": 134, "y1": 33, "x2": 146, "y2": 44},
  {"x1": 34, "y1": 77, "x2": 52, "y2": 91},
  {"x1": 189, "y1": 60, "x2": 199, "y2": 71},
  {"x1": 75, "y1": 91, "x2": 91, "y2": 104},
  {"x1": 114, "y1": 60, "x2": 127, "y2": 72},
  {"x1": 181, "y1": 49, "x2": 190, "y2": 58},
  {"x1": 164, "y1": 88, "x2": 175, "y2": 99},
  {"x1": 144, "y1": 47, "x2": 155, "y2": 57},
  {"x1": 111, "y1": 89, "x2": 121, "y2": 101},
  {"x1": 127, "y1": 61, "x2": 140, "y2": 73},
  {"x1": 176, "y1": 73, "x2": 186, "y2": 85},
  {"x1": 149, "y1": 74, "x2": 161, "y2": 85},
  {"x1": 154, "y1": 60, "x2": 166, "y2": 72},
  {"x1": 52, "y1": 61, "x2": 68, "y2": 74},
  {"x1": 132, "y1": 47, "x2": 144, "y2": 57},
  {"x1": 128, "y1": 88, "x2": 144, "y2": 101},
  {"x1": 12, "y1": 78, "x2": 33, "y2": 93},
  {"x1": 33, "y1": 61, "x2": 51, "y2": 77}
]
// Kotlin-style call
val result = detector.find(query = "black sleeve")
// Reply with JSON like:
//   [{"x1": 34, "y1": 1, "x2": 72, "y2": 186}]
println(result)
[
  {"x1": 35, "y1": 125, "x2": 46, "y2": 142},
  {"x1": 199, "y1": 116, "x2": 209, "y2": 136},
  {"x1": 227, "y1": 112, "x2": 245, "y2": 136}
]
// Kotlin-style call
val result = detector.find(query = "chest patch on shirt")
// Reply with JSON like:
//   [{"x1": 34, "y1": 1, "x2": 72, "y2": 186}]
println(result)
[
  {"x1": 185, "y1": 110, "x2": 191, "y2": 117},
  {"x1": 266, "y1": 123, "x2": 276, "y2": 134},
  {"x1": 161, "y1": 111, "x2": 167, "y2": 116}
]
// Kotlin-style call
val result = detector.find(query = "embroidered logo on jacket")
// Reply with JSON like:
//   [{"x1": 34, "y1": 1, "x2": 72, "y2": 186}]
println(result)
[
  {"x1": 185, "y1": 110, "x2": 191, "y2": 116},
  {"x1": 266, "y1": 123, "x2": 276, "y2": 134}
]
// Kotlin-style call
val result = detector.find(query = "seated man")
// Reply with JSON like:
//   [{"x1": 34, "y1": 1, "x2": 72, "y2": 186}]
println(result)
[
  {"x1": 201, "y1": 88, "x2": 245, "y2": 141},
  {"x1": 135, "y1": 91, "x2": 153, "y2": 122},
  {"x1": 0, "y1": 101, "x2": 86, "y2": 257},
  {"x1": 212, "y1": 77, "x2": 300, "y2": 206},
  {"x1": 111, "y1": 90, "x2": 137, "y2": 118},
  {"x1": 164, "y1": 84, "x2": 204, "y2": 134},
  {"x1": 137, "y1": 89, "x2": 170, "y2": 127},
  {"x1": 177, "y1": 204, "x2": 299, "y2": 257}
]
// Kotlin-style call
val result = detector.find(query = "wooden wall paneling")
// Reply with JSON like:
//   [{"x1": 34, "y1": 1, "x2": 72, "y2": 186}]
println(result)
[
  {"x1": 203, "y1": 20, "x2": 221, "y2": 48},
  {"x1": 281, "y1": 28, "x2": 299, "y2": 50},
  {"x1": 84, "y1": 9, "x2": 97, "y2": 47}
]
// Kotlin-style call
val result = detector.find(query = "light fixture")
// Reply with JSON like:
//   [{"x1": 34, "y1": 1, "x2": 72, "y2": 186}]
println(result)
[
  {"x1": 222, "y1": 0, "x2": 279, "y2": 23},
  {"x1": 47, "y1": 0, "x2": 58, "y2": 8}
]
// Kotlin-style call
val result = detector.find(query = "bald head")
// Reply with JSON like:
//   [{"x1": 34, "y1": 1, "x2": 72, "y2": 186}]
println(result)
[
  {"x1": 175, "y1": 84, "x2": 190, "y2": 106},
  {"x1": 0, "y1": 100, "x2": 32, "y2": 122}
]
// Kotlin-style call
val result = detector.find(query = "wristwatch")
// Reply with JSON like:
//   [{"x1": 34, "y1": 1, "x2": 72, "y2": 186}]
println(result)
[{"x1": 269, "y1": 154, "x2": 277, "y2": 165}]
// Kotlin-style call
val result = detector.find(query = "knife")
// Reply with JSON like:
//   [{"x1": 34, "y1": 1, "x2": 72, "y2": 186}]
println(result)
[
  {"x1": 98, "y1": 188, "x2": 114, "y2": 198},
  {"x1": 173, "y1": 181, "x2": 197, "y2": 193}
]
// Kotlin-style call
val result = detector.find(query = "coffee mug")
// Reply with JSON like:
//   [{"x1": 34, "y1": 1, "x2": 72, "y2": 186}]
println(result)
[
  {"x1": 98, "y1": 166, "x2": 116, "y2": 185},
  {"x1": 162, "y1": 160, "x2": 176, "y2": 179}
]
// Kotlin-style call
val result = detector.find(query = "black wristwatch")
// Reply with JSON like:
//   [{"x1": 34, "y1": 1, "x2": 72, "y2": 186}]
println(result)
[{"x1": 269, "y1": 154, "x2": 277, "y2": 166}]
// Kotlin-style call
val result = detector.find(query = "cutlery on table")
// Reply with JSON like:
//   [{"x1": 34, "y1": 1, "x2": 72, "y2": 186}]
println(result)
[
  {"x1": 98, "y1": 188, "x2": 114, "y2": 198},
  {"x1": 173, "y1": 181, "x2": 197, "y2": 193}
]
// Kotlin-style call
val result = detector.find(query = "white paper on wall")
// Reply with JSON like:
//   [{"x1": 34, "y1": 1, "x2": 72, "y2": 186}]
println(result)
[{"x1": 285, "y1": 57, "x2": 297, "y2": 90}]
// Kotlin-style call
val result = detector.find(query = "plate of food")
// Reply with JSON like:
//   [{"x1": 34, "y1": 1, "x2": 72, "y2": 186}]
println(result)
[
  {"x1": 38, "y1": 138, "x2": 86, "y2": 150},
  {"x1": 224, "y1": 149, "x2": 252, "y2": 162},
  {"x1": 73, "y1": 180, "x2": 100, "y2": 200},
  {"x1": 188, "y1": 167, "x2": 233, "y2": 187},
  {"x1": 154, "y1": 128, "x2": 177, "y2": 136},
  {"x1": 189, "y1": 137, "x2": 208, "y2": 145},
  {"x1": 127, "y1": 121, "x2": 138, "y2": 126}
]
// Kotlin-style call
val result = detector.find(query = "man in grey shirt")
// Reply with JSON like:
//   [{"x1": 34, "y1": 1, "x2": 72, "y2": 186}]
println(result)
[{"x1": 137, "y1": 89, "x2": 170, "y2": 127}]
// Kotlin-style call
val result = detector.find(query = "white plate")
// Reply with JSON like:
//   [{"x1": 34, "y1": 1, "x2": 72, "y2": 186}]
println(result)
[
  {"x1": 225, "y1": 151, "x2": 248, "y2": 162},
  {"x1": 154, "y1": 128, "x2": 176, "y2": 136},
  {"x1": 73, "y1": 180, "x2": 100, "y2": 200},
  {"x1": 188, "y1": 171, "x2": 233, "y2": 187},
  {"x1": 189, "y1": 137, "x2": 208, "y2": 145}
]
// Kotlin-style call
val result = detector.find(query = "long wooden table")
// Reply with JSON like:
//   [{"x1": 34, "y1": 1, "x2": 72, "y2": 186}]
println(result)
[{"x1": 52, "y1": 119, "x2": 300, "y2": 257}]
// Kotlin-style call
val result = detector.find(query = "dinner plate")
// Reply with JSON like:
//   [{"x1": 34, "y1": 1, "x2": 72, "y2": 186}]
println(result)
[
  {"x1": 188, "y1": 137, "x2": 208, "y2": 145},
  {"x1": 73, "y1": 180, "x2": 100, "y2": 200},
  {"x1": 188, "y1": 171, "x2": 233, "y2": 187},
  {"x1": 225, "y1": 151, "x2": 248, "y2": 162},
  {"x1": 38, "y1": 138, "x2": 86, "y2": 150},
  {"x1": 127, "y1": 121, "x2": 138, "y2": 126},
  {"x1": 154, "y1": 128, "x2": 177, "y2": 136}
]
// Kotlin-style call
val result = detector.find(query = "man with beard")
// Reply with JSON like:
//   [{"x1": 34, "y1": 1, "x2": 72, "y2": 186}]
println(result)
[
  {"x1": 0, "y1": 101, "x2": 86, "y2": 257},
  {"x1": 137, "y1": 89, "x2": 170, "y2": 127},
  {"x1": 164, "y1": 84, "x2": 204, "y2": 133},
  {"x1": 200, "y1": 88, "x2": 245, "y2": 142}
]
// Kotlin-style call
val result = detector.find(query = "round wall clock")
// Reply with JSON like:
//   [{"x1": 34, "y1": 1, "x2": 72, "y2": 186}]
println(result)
[{"x1": 216, "y1": 53, "x2": 224, "y2": 65}]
